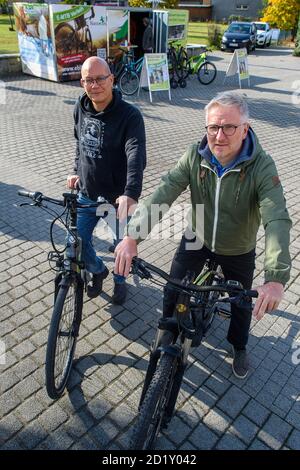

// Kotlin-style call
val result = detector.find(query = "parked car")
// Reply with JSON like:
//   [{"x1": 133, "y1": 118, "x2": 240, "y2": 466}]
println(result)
[
  {"x1": 254, "y1": 22, "x2": 272, "y2": 47},
  {"x1": 221, "y1": 21, "x2": 257, "y2": 54}
]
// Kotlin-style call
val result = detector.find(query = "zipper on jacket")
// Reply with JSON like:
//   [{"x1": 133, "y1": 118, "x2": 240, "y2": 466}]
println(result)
[{"x1": 201, "y1": 163, "x2": 241, "y2": 252}]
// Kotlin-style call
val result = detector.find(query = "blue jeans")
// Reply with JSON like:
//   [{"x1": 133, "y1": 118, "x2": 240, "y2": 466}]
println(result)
[{"x1": 77, "y1": 193, "x2": 125, "y2": 284}]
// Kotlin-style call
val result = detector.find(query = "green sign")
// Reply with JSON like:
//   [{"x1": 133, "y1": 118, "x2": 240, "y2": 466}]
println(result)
[
  {"x1": 146, "y1": 54, "x2": 170, "y2": 92},
  {"x1": 53, "y1": 6, "x2": 91, "y2": 25}
]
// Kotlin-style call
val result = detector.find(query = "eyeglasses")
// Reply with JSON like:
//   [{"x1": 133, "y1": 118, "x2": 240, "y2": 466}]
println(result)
[
  {"x1": 82, "y1": 75, "x2": 111, "y2": 86},
  {"x1": 205, "y1": 124, "x2": 245, "y2": 137}
]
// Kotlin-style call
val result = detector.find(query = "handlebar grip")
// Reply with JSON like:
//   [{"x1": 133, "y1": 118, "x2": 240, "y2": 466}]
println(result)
[
  {"x1": 248, "y1": 290, "x2": 258, "y2": 298},
  {"x1": 18, "y1": 190, "x2": 36, "y2": 199}
]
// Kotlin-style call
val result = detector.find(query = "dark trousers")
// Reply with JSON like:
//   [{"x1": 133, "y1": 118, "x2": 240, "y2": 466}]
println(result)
[{"x1": 163, "y1": 235, "x2": 256, "y2": 349}]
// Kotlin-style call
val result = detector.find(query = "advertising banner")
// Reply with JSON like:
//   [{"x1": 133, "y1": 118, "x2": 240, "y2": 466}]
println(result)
[
  {"x1": 167, "y1": 9, "x2": 189, "y2": 46},
  {"x1": 51, "y1": 4, "x2": 107, "y2": 81},
  {"x1": 140, "y1": 53, "x2": 171, "y2": 102},
  {"x1": 107, "y1": 9, "x2": 129, "y2": 59},
  {"x1": 237, "y1": 48, "x2": 249, "y2": 82},
  {"x1": 13, "y1": 3, "x2": 57, "y2": 81}
]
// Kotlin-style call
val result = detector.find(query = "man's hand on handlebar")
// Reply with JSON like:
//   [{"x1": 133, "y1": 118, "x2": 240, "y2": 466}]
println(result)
[
  {"x1": 114, "y1": 236, "x2": 137, "y2": 277},
  {"x1": 252, "y1": 281, "x2": 284, "y2": 321},
  {"x1": 67, "y1": 175, "x2": 80, "y2": 189}
]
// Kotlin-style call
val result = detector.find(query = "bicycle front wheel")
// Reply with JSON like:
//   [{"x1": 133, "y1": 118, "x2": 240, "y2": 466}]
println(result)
[
  {"x1": 45, "y1": 275, "x2": 83, "y2": 399},
  {"x1": 129, "y1": 353, "x2": 177, "y2": 450},
  {"x1": 197, "y1": 61, "x2": 217, "y2": 85},
  {"x1": 119, "y1": 70, "x2": 139, "y2": 95}
]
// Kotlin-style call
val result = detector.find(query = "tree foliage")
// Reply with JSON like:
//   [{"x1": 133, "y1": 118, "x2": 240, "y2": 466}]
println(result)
[
  {"x1": 261, "y1": 0, "x2": 300, "y2": 31},
  {"x1": 128, "y1": 0, "x2": 178, "y2": 9}
]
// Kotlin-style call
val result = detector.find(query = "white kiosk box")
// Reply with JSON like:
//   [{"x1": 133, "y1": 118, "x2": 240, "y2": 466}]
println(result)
[{"x1": 13, "y1": 3, "x2": 189, "y2": 82}]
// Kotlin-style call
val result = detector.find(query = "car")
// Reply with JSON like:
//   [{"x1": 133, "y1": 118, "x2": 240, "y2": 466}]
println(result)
[
  {"x1": 221, "y1": 21, "x2": 257, "y2": 54},
  {"x1": 254, "y1": 22, "x2": 272, "y2": 47}
]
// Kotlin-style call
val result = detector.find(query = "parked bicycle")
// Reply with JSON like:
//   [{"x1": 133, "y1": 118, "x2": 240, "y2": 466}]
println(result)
[
  {"x1": 128, "y1": 257, "x2": 257, "y2": 450},
  {"x1": 18, "y1": 189, "x2": 115, "y2": 399},
  {"x1": 107, "y1": 46, "x2": 144, "y2": 96},
  {"x1": 167, "y1": 41, "x2": 187, "y2": 89},
  {"x1": 181, "y1": 47, "x2": 217, "y2": 85}
]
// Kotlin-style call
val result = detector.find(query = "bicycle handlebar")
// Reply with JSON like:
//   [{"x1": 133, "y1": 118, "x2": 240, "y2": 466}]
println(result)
[
  {"x1": 131, "y1": 257, "x2": 258, "y2": 298},
  {"x1": 18, "y1": 190, "x2": 64, "y2": 206},
  {"x1": 18, "y1": 189, "x2": 118, "y2": 209}
]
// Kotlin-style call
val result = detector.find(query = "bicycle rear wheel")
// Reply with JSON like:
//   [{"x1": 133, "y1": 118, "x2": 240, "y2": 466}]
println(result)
[
  {"x1": 197, "y1": 61, "x2": 217, "y2": 85},
  {"x1": 119, "y1": 70, "x2": 139, "y2": 95},
  {"x1": 45, "y1": 275, "x2": 83, "y2": 399},
  {"x1": 129, "y1": 353, "x2": 177, "y2": 450}
]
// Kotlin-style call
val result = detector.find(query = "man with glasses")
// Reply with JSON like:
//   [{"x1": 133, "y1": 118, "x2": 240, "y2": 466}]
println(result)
[
  {"x1": 67, "y1": 57, "x2": 146, "y2": 305},
  {"x1": 114, "y1": 91, "x2": 291, "y2": 378}
]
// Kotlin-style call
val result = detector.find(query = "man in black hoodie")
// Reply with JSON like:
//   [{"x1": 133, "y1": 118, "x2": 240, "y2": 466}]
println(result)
[{"x1": 67, "y1": 57, "x2": 146, "y2": 304}]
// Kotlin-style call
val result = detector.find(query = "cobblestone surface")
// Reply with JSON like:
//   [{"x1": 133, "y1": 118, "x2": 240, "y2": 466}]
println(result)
[{"x1": 0, "y1": 47, "x2": 299, "y2": 450}]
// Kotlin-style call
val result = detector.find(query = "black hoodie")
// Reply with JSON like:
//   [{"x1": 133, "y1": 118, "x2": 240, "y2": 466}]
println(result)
[{"x1": 73, "y1": 89, "x2": 146, "y2": 203}]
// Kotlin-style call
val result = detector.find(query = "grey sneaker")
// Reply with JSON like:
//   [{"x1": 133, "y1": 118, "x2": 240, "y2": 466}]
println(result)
[{"x1": 232, "y1": 346, "x2": 249, "y2": 379}]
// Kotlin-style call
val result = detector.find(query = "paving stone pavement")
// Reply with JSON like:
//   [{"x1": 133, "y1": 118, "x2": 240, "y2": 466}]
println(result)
[{"x1": 0, "y1": 47, "x2": 300, "y2": 451}]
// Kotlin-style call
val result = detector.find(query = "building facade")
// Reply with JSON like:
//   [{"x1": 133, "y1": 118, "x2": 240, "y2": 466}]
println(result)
[{"x1": 178, "y1": 0, "x2": 264, "y2": 22}]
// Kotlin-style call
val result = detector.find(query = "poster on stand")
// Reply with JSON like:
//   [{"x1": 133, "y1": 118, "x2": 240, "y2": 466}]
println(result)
[
  {"x1": 224, "y1": 48, "x2": 250, "y2": 88},
  {"x1": 13, "y1": 3, "x2": 57, "y2": 81},
  {"x1": 139, "y1": 53, "x2": 171, "y2": 102},
  {"x1": 51, "y1": 4, "x2": 107, "y2": 81}
]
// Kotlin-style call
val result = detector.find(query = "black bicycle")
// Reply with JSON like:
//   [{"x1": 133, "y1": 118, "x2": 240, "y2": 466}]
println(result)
[
  {"x1": 128, "y1": 257, "x2": 258, "y2": 450},
  {"x1": 18, "y1": 189, "x2": 114, "y2": 399}
]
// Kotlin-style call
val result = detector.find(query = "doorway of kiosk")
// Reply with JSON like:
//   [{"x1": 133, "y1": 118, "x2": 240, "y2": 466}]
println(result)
[{"x1": 129, "y1": 10, "x2": 152, "y2": 59}]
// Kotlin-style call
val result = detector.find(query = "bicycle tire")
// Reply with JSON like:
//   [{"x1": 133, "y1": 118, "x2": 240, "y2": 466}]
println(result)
[
  {"x1": 45, "y1": 275, "x2": 83, "y2": 399},
  {"x1": 129, "y1": 353, "x2": 177, "y2": 450},
  {"x1": 119, "y1": 70, "x2": 139, "y2": 95},
  {"x1": 54, "y1": 23, "x2": 76, "y2": 54},
  {"x1": 177, "y1": 48, "x2": 189, "y2": 80},
  {"x1": 197, "y1": 61, "x2": 217, "y2": 85}
]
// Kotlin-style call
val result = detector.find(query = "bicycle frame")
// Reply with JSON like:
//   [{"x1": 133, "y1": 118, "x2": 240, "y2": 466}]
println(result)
[{"x1": 187, "y1": 51, "x2": 207, "y2": 75}]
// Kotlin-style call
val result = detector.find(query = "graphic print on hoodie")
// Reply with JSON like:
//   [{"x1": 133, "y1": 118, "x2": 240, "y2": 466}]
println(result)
[{"x1": 80, "y1": 117, "x2": 105, "y2": 159}]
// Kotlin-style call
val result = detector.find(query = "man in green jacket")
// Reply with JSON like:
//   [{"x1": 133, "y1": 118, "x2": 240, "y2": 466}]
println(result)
[{"x1": 114, "y1": 91, "x2": 292, "y2": 379}]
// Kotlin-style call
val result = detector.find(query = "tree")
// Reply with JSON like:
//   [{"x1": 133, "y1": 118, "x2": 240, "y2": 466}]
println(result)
[
  {"x1": 261, "y1": 0, "x2": 300, "y2": 40},
  {"x1": 294, "y1": 12, "x2": 300, "y2": 55}
]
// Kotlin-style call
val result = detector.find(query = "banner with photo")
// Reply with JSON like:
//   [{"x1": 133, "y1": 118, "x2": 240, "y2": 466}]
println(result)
[
  {"x1": 51, "y1": 4, "x2": 107, "y2": 81},
  {"x1": 224, "y1": 48, "x2": 250, "y2": 88},
  {"x1": 13, "y1": 3, "x2": 57, "y2": 81},
  {"x1": 107, "y1": 9, "x2": 129, "y2": 60},
  {"x1": 167, "y1": 9, "x2": 189, "y2": 46},
  {"x1": 140, "y1": 53, "x2": 171, "y2": 102}
]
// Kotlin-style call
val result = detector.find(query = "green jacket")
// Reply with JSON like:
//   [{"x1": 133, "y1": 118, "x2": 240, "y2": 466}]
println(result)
[{"x1": 127, "y1": 129, "x2": 292, "y2": 285}]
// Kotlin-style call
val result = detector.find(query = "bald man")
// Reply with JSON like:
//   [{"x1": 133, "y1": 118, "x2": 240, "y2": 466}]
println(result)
[{"x1": 67, "y1": 57, "x2": 146, "y2": 304}]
